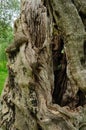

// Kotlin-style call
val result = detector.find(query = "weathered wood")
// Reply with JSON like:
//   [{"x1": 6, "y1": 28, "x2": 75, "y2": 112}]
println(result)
[{"x1": 0, "y1": 0, "x2": 86, "y2": 130}]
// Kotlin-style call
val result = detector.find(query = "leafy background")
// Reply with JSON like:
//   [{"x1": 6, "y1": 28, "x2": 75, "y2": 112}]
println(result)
[{"x1": 0, "y1": 0, "x2": 20, "y2": 94}]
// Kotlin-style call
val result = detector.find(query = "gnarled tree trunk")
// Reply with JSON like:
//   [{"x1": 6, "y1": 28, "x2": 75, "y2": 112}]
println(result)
[{"x1": 0, "y1": 0, "x2": 86, "y2": 130}]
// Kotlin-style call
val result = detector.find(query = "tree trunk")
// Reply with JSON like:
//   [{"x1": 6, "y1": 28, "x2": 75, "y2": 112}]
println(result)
[{"x1": 0, "y1": 0, "x2": 86, "y2": 130}]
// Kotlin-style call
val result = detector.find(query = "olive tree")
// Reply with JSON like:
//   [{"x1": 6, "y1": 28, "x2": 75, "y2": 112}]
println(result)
[{"x1": 0, "y1": 0, "x2": 86, "y2": 130}]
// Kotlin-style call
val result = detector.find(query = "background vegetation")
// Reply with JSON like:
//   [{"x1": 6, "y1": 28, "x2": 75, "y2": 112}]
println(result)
[{"x1": 0, "y1": 0, "x2": 20, "y2": 94}]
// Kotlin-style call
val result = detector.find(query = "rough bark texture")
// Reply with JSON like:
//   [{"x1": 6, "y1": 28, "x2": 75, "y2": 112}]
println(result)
[{"x1": 0, "y1": 0, "x2": 86, "y2": 130}]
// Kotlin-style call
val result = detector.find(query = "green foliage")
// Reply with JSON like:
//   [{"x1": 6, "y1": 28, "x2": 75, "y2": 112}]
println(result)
[
  {"x1": 0, "y1": 24, "x2": 13, "y2": 61},
  {"x1": 0, "y1": 0, "x2": 20, "y2": 25},
  {"x1": 0, "y1": 0, "x2": 20, "y2": 61},
  {"x1": 0, "y1": 61, "x2": 7, "y2": 72},
  {"x1": 0, "y1": 21, "x2": 13, "y2": 40},
  {"x1": 0, "y1": 61, "x2": 7, "y2": 95},
  {"x1": 0, "y1": 0, "x2": 20, "y2": 94}
]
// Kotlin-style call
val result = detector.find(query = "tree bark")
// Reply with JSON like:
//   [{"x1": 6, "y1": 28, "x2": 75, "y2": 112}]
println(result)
[{"x1": 0, "y1": 0, "x2": 86, "y2": 130}]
